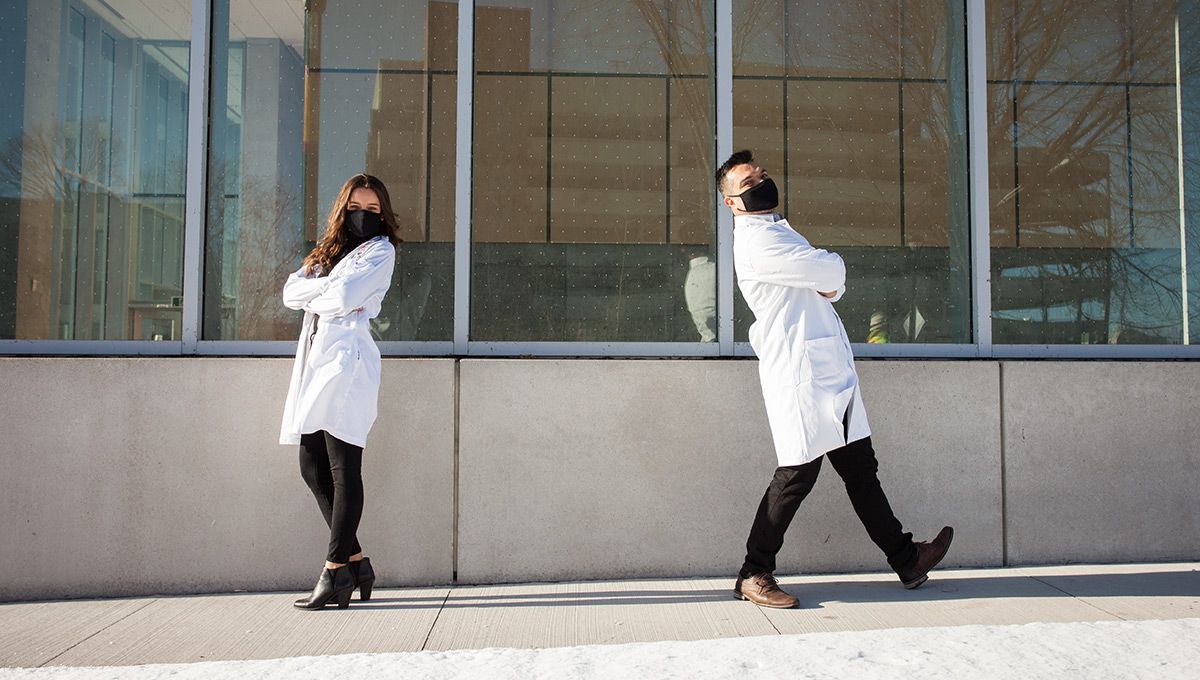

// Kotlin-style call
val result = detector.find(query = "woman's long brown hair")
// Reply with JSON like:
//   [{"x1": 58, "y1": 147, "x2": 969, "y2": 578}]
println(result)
[{"x1": 302, "y1": 174, "x2": 401, "y2": 275}]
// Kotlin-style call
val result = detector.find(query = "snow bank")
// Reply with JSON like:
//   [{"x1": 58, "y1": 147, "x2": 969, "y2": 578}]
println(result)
[{"x1": 4, "y1": 618, "x2": 1197, "y2": 680}]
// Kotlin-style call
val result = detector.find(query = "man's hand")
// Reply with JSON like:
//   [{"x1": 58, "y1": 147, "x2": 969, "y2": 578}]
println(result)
[{"x1": 818, "y1": 291, "x2": 836, "y2": 298}]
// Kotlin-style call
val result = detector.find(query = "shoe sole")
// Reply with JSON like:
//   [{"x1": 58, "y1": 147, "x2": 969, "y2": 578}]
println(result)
[{"x1": 733, "y1": 591, "x2": 800, "y2": 609}]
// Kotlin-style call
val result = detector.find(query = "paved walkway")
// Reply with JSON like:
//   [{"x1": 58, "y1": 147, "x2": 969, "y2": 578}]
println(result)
[{"x1": 2, "y1": 562, "x2": 1197, "y2": 669}]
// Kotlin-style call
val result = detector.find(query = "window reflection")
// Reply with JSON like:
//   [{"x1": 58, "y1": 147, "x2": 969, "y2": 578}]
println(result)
[
  {"x1": 1, "y1": 0, "x2": 190, "y2": 340},
  {"x1": 203, "y1": 0, "x2": 456, "y2": 341},
  {"x1": 305, "y1": 0, "x2": 455, "y2": 342},
  {"x1": 988, "y1": 0, "x2": 1189, "y2": 344},
  {"x1": 471, "y1": 0, "x2": 716, "y2": 343},
  {"x1": 731, "y1": 0, "x2": 971, "y2": 344},
  {"x1": 204, "y1": 0, "x2": 305, "y2": 341}
]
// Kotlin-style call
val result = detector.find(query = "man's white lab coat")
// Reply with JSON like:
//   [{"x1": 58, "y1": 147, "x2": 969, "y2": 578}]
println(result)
[
  {"x1": 733, "y1": 212, "x2": 870, "y2": 466},
  {"x1": 280, "y1": 236, "x2": 395, "y2": 448}
]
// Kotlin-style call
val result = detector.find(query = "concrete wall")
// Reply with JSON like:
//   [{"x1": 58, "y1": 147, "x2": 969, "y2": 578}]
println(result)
[
  {"x1": 0, "y1": 358, "x2": 455, "y2": 601},
  {"x1": 1, "y1": 357, "x2": 1197, "y2": 601}
]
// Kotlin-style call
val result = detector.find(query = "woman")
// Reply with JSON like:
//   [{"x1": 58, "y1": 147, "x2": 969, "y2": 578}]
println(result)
[{"x1": 280, "y1": 174, "x2": 400, "y2": 610}]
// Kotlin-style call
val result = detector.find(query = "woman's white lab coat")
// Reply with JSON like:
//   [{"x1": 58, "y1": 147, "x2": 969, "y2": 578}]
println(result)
[
  {"x1": 280, "y1": 236, "x2": 396, "y2": 448},
  {"x1": 733, "y1": 213, "x2": 870, "y2": 466}
]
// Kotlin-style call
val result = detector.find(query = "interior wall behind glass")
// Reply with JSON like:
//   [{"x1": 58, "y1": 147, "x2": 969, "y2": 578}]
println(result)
[
  {"x1": 0, "y1": 0, "x2": 190, "y2": 340},
  {"x1": 470, "y1": 0, "x2": 716, "y2": 343},
  {"x1": 988, "y1": 0, "x2": 1188, "y2": 345},
  {"x1": 730, "y1": 0, "x2": 971, "y2": 345}
]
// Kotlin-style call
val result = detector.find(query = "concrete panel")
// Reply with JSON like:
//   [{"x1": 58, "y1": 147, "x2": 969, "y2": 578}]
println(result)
[
  {"x1": 1002, "y1": 362, "x2": 1200, "y2": 564},
  {"x1": 1013, "y1": 563, "x2": 1200, "y2": 621},
  {"x1": 360, "y1": 358, "x2": 457, "y2": 588},
  {"x1": 456, "y1": 359, "x2": 1001, "y2": 584},
  {"x1": 456, "y1": 359, "x2": 766, "y2": 583},
  {"x1": 850, "y1": 361, "x2": 1004, "y2": 570},
  {"x1": 42, "y1": 588, "x2": 452, "y2": 666},
  {"x1": 0, "y1": 598, "x2": 149, "y2": 667},
  {"x1": 760, "y1": 568, "x2": 1124, "y2": 634},
  {"x1": 422, "y1": 578, "x2": 776, "y2": 651},
  {"x1": 0, "y1": 358, "x2": 455, "y2": 601}
]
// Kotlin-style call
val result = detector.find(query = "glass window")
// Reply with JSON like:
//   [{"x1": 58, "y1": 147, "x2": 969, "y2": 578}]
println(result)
[
  {"x1": 730, "y1": 0, "x2": 972, "y2": 345},
  {"x1": 988, "y1": 1, "x2": 1192, "y2": 344},
  {"x1": 0, "y1": 0, "x2": 190, "y2": 340},
  {"x1": 204, "y1": 0, "x2": 455, "y2": 341},
  {"x1": 470, "y1": 0, "x2": 716, "y2": 343}
]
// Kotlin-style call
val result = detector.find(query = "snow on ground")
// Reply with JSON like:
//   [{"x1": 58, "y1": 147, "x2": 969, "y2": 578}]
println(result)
[{"x1": 3, "y1": 618, "x2": 1198, "y2": 680}]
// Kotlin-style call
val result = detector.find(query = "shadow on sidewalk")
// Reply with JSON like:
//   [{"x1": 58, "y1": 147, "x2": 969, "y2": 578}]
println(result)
[{"x1": 318, "y1": 568, "x2": 1200, "y2": 611}]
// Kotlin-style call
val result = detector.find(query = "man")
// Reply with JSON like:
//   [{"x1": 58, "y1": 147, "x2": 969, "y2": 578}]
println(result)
[{"x1": 717, "y1": 149, "x2": 953, "y2": 609}]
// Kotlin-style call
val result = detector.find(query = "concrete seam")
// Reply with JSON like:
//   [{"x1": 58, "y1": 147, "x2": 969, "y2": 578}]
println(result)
[
  {"x1": 1027, "y1": 576, "x2": 1130, "y2": 622},
  {"x1": 998, "y1": 361, "x2": 1008, "y2": 567},
  {"x1": 421, "y1": 589, "x2": 454, "y2": 651},
  {"x1": 38, "y1": 599, "x2": 156, "y2": 667},
  {"x1": 453, "y1": 359, "x2": 461, "y2": 584},
  {"x1": 756, "y1": 601, "x2": 782, "y2": 635}
]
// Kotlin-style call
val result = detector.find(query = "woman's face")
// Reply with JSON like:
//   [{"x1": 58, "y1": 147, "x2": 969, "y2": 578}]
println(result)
[{"x1": 347, "y1": 187, "x2": 381, "y2": 213}]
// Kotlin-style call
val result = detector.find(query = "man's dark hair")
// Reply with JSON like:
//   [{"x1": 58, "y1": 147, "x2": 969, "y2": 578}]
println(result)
[{"x1": 716, "y1": 149, "x2": 756, "y2": 195}]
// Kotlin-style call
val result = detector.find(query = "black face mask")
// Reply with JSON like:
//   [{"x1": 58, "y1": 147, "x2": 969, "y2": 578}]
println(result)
[
  {"x1": 345, "y1": 209, "x2": 382, "y2": 239},
  {"x1": 735, "y1": 177, "x2": 779, "y2": 212}
]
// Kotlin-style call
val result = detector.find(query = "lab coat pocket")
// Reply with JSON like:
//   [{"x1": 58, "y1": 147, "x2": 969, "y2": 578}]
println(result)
[
  {"x1": 798, "y1": 335, "x2": 854, "y2": 394},
  {"x1": 307, "y1": 348, "x2": 352, "y2": 388}
]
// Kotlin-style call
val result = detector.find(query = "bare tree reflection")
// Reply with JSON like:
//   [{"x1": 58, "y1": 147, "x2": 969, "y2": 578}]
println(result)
[
  {"x1": 988, "y1": 1, "x2": 1181, "y2": 342},
  {"x1": 782, "y1": 0, "x2": 1184, "y2": 343},
  {"x1": 222, "y1": 173, "x2": 303, "y2": 341}
]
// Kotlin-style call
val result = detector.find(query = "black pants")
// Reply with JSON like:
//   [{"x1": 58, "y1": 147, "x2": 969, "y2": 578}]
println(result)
[
  {"x1": 299, "y1": 431, "x2": 364, "y2": 564},
  {"x1": 741, "y1": 435, "x2": 918, "y2": 576}
]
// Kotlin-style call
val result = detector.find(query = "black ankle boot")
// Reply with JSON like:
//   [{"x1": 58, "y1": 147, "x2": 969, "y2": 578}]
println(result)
[
  {"x1": 294, "y1": 565, "x2": 354, "y2": 610},
  {"x1": 348, "y1": 557, "x2": 376, "y2": 601}
]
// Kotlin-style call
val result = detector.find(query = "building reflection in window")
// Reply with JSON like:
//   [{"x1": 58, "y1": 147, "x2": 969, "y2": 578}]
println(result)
[{"x1": 2, "y1": 0, "x2": 190, "y2": 340}]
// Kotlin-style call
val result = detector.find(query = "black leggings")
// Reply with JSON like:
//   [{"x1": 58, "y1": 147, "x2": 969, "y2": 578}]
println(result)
[{"x1": 299, "y1": 431, "x2": 364, "y2": 564}]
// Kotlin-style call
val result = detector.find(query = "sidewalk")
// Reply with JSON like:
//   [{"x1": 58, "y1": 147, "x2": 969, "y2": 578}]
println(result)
[{"x1": 2, "y1": 562, "x2": 1197, "y2": 670}]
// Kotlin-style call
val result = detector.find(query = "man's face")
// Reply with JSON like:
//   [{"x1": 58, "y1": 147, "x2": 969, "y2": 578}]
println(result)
[{"x1": 723, "y1": 162, "x2": 771, "y2": 214}]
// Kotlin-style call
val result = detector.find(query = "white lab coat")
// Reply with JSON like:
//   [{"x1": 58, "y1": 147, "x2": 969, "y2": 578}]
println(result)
[
  {"x1": 733, "y1": 213, "x2": 870, "y2": 466},
  {"x1": 279, "y1": 236, "x2": 396, "y2": 448}
]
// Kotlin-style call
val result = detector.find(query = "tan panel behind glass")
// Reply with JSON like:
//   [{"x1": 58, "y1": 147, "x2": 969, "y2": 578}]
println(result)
[{"x1": 787, "y1": 80, "x2": 901, "y2": 247}]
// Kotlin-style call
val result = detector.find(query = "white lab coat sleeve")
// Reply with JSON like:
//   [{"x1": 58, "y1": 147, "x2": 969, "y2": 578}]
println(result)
[
  {"x1": 748, "y1": 233, "x2": 847, "y2": 293},
  {"x1": 281, "y1": 267, "x2": 329, "y2": 310},
  {"x1": 301, "y1": 242, "x2": 396, "y2": 318}
]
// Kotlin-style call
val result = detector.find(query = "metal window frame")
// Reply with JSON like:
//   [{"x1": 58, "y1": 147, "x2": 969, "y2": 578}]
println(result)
[
  {"x1": 967, "y1": 0, "x2": 992, "y2": 356},
  {"x1": 716, "y1": 0, "x2": 734, "y2": 357},
  {"x1": 181, "y1": 0, "x2": 210, "y2": 355},
  {"x1": 455, "y1": 0, "x2": 472, "y2": 355}
]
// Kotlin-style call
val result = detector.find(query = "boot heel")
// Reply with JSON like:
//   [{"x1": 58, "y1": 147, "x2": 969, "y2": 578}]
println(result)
[
  {"x1": 350, "y1": 557, "x2": 376, "y2": 602},
  {"x1": 337, "y1": 588, "x2": 352, "y2": 609}
]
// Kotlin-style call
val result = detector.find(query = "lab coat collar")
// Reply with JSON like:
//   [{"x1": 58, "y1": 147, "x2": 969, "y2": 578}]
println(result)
[{"x1": 734, "y1": 212, "x2": 784, "y2": 227}]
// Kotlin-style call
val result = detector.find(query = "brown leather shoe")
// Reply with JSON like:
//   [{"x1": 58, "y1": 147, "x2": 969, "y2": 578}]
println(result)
[
  {"x1": 734, "y1": 572, "x2": 800, "y2": 608},
  {"x1": 897, "y1": 526, "x2": 954, "y2": 589}
]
